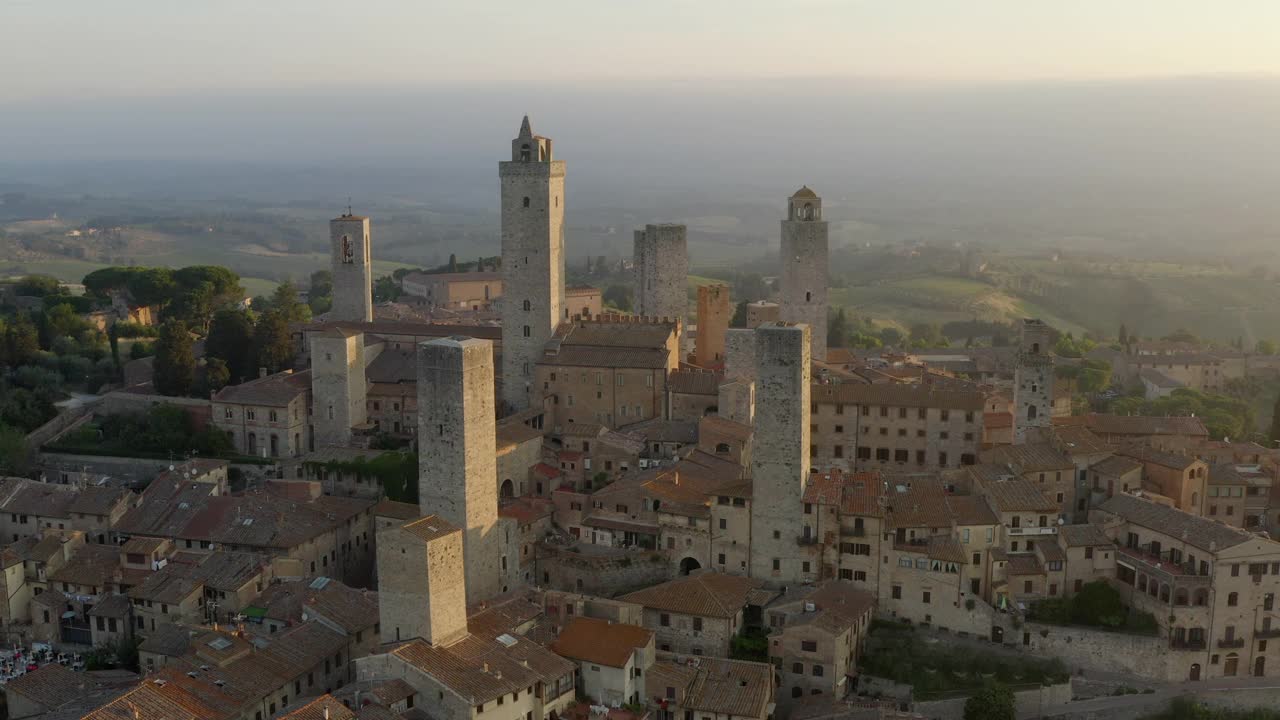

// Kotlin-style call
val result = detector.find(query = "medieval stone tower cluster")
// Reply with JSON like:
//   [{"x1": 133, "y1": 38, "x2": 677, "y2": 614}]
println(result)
[
  {"x1": 633, "y1": 223, "x2": 689, "y2": 342},
  {"x1": 416, "y1": 336, "x2": 504, "y2": 602},
  {"x1": 1013, "y1": 318, "x2": 1055, "y2": 443},
  {"x1": 499, "y1": 116, "x2": 566, "y2": 412},
  {"x1": 779, "y1": 187, "x2": 829, "y2": 361},
  {"x1": 748, "y1": 322, "x2": 815, "y2": 583},
  {"x1": 330, "y1": 212, "x2": 373, "y2": 322}
]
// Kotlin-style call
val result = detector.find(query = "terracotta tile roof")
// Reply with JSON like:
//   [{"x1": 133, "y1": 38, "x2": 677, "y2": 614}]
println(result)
[
  {"x1": 89, "y1": 593, "x2": 134, "y2": 618},
  {"x1": 1006, "y1": 555, "x2": 1045, "y2": 576},
  {"x1": 978, "y1": 478, "x2": 1057, "y2": 513},
  {"x1": 137, "y1": 622, "x2": 193, "y2": 658},
  {"x1": 668, "y1": 369, "x2": 723, "y2": 396},
  {"x1": 0, "y1": 477, "x2": 77, "y2": 518},
  {"x1": 1059, "y1": 523, "x2": 1114, "y2": 547},
  {"x1": 767, "y1": 580, "x2": 875, "y2": 635},
  {"x1": 811, "y1": 383, "x2": 985, "y2": 411},
  {"x1": 648, "y1": 658, "x2": 774, "y2": 718},
  {"x1": 624, "y1": 418, "x2": 698, "y2": 444},
  {"x1": 116, "y1": 479, "x2": 375, "y2": 551},
  {"x1": 69, "y1": 485, "x2": 133, "y2": 516},
  {"x1": 984, "y1": 412, "x2": 1013, "y2": 429},
  {"x1": 532, "y1": 462, "x2": 563, "y2": 479},
  {"x1": 1038, "y1": 541, "x2": 1066, "y2": 563},
  {"x1": 1090, "y1": 455, "x2": 1143, "y2": 477},
  {"x1": 4, "y1": 663, "x2": 106, "y2": 712},
  {"x1": 367, "y1": 678, "x2": 417, "y2": 706},
  {"x1": 392, "y1": 631, "x2": 574, "y2": 705},
  {"x1": 1082, "y1": 413, "x2": 1209, "y2": 438},
  {"x1": 401, "y1": 514, "x2": 459, "y2": 543},
  {"x1": 122, "y1": 536, "x2": 168, "y2": 555},
  {"x1": 619, "y1": 571, "x2": 764, "y2": 618},
  {"x1": 698, "y1": 415, "x2": 752, "y2": 443},
  {"x1": 981, "y1": 443, "x2": 1074, "y2": 473},
  {"x1": 278, "y1": 694, "x2": 357, "y2": 720},
  {"x1": 303, "y1": 581, "x2": 379, "y2": 634},
  {"x1": 49, "y1": 543, "x2": 121, "y2": 589},
  {"x1": 1097, "y1": 494, "x2": 1254, "y2": 553},
  {"x1": 213, "y1": 369, "x2": 311, "y2": 407},
  {"x1": 927, "y1": 535, "x2": 968, "y2": 564},
  {"x1": 365, "y1": 347, "x2": 416, "y2": 384},
  {"x1": 373, "y1": 499, "x2": 421, "y2": 521},
  {"x1": 1119, "y1": 443, "x2": 1200, "y2": 471},
  {"x1": 1208, "y1": 464, "x2": 1251, "y2": 486},
  {"x1": 128, "y1": 563, "x2": 204, "y2": 604},
  {"x1": 551, "y1": 617, "x2": 653, "y2": 667},
  {"x1": 497, "y1": 419, "x2": 543, "y2": 448},
  {"x1": 883, "y1": 477, "x2": 953, "y2": 529},
  {"x1": 499, "y1": 497, "x2": 554, "y2": 524},
  {"x1": 804, "y1": 469, "x2": 885, "y2": 516}
]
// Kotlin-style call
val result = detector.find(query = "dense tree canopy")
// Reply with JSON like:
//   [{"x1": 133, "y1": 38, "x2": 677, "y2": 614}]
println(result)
[{"x1": 153, "y1": 320, "x2": 195, "y2": 396}]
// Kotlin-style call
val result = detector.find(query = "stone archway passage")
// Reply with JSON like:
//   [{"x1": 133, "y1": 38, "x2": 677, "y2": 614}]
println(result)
[{"x1": 679, "y1": 556, "x2": 702, "y2": 576}]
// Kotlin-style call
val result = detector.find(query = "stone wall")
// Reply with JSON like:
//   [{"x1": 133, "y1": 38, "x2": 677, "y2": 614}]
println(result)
[
  {"x1": 633, "y1": 224, "x2": 689, "y2": 339},
  {"x1": 912, "y1": 681, "x2": 1072, "y2": 720},
  {"x1": 99, "y1": 389, "x2": 211, "y2": 426},
  {"x1": 779, "y1": 192, "x2": 829, "y2": 361},
  {"x1": 536, "y1": 544, "x2": 672, "y2": 597},
  {"x1": 1017, "y1": 621, "x2": 1182, "y2": 681}
]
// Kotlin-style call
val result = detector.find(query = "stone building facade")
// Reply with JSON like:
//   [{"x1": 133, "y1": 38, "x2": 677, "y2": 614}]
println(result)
[
  {"x1": 330, "y1": 212, "x2": 373, "y2": 323},
  {"x1": 695, "y1": 284, "x2": 730, "y2": 368},
  {"x1": 212, "y1": 370, "x2": 312, "y2": 458},
  {"x1": 1013, "y1": 319, "x2": 1055, "y2": 443},
  {"x1": 500, "y1": 116, "x2": 566, "y2": 412},
  {"x1": 779, "y1": 187, "x2": 829, "y2": 361},
  {"x1": 310, "y1": 327, "x2": 368, "y2": 448},
  {"x1": 633, "y1": 223, "x2": 689, "y2": 337},
  {"x1": 416, "y1": 336, "x2": 502, "y2": 602},
  {"x1": 749, "y1": 322, "x2": 819, "y2": 584},
  {"x1": 810, "y1": 384, "x2": 985, "y2": 472}
]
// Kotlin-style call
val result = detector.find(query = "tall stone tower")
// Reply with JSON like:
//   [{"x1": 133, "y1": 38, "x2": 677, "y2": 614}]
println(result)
[
  {"x1": 695, "y1": 284, "x2": 730, "y2": 368},
  {"x1": 330, "y1": 212, "x2": 373, "y2": 322},
  {"x1": 499, "y1": 116, "x2": 566, "y2": 412},
  {"x1": 417, "y1": 336, "x2": 502, "y2": 602},
  {"x1": 779, "y1": 187, "x2": 829, "y2": 361},
  {"x1": 310, "y1": 327, "x2": 367, "y2": 448},
  {"x1": 375, "y1": 513, "x2": 467, "y2": 647},
  {"x1": 1013, "y1": 318, "x2": 1055, "y2": 443},
  {"x1": 748, "y1": 322, "x2": 815, "y2": 585},
  {"x1": 634, "y1": 223, "x2": 689, "y2": 335}
]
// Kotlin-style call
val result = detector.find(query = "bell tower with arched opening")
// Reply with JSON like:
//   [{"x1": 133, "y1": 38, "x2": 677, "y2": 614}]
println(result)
[
  {"x1": 499, "y1": 115, "x2": 566, "y2": 412},
  {"x1": 779, "y1": 186, "x2": 829, "y2": 360},
  {"x1": 330, "y1": 211, "x2": 373, "y2": 322}
]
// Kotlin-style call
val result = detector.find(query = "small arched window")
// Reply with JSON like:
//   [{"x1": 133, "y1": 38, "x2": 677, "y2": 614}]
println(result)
[
  {"x1": 523, "y1": 299, "x2": 531, "y2": 311},
  {"x1": 523, "y1": 325, "x2": 531, "y2": 338},
  {"x1": 1028, "y1": 405, "x2": 1038, "y2": 420},
  {"x1": 520, "y1": 144, "x2": 531, "y2": 162},
  {"x1": 522, "y1": 197, "x2": 530, "y2": 208},
  {"x1": 806, "y1": 291, "x2": 812, "y2": 302},
  {"x1": 1229, "y1": 592, "x2": 1239, "y2": 607}
]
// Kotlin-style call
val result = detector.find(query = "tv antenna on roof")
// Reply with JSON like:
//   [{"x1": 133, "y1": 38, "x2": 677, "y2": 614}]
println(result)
[{"x1": 346, "y1": 197, "x2": 353, "y2": 216}]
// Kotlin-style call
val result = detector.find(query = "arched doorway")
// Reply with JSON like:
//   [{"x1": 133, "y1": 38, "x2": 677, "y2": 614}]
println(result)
[
  {"x1": 679, "y1": 557, "x2": 701, "y2": 575},
  {"x1": 1256, "y1": 657, "x2": 1266, "y2": 677},
  {"x1": 1225, "y1": 654, "x2": 1239, "y2": 677},
  {"x1": 247, "y1": 432, "x2": 257, "y2": 455},
  {"x1": 1189, "y1": 663, "x2": 1201, "y2": 681},
  {"x1": 500, "y1": 479, "x2": 515, "y2": 498}
]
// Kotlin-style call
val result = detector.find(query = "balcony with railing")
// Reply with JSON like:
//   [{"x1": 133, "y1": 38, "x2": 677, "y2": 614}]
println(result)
[
  {"x1": 1256, "y1": 627, "x2": 1280, "y2": 639},
  {"x1": 1218, "y1": 637, "x2": 1246, "y2": 649},
  {"x1": 1116, "y1": 545, "x2": 1211, "y2": 584},
  {"x1": 1007, "y1": 526, "x2": 1058, "y2": 536},
  {"x1": 1169, "y1": 637, "x2": 1206, "y2": 651}
]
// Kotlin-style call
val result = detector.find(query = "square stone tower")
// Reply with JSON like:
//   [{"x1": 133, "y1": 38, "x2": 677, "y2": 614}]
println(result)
[
  {"x1": 499, "y1": 116, "x2": 566, "y2": 412},
  {"x1": 695, "y1": 284, "x2": 730, "y2": 368},
  {"x1": 779, "y1": 187, "x2": 829, "y2": 361},
  {"x1": 310, "y1": 327, "x2": 367, "y2": 448},
  {"x1": 633, "y1": 223, "x2": 689, "y2": 340},
  {"x1": 330, "y1": 212, "x2": 373, "y2": 322},
  {"x1": 748, "y1": 322, "x2": 816, "y2": 584},
  {"x1": 416, "y1": 336, "x2": 502, "y2": 602},
  {"x1": 1013, "y1": 318, "x2": 1055, "y2": 444},
  {"x1": 376, "y1": 514, "x2": 468, "y2": 647}
]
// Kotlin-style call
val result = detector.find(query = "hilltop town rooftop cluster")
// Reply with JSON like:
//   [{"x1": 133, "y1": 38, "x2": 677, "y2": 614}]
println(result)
[{"x1": 6, "y1": 117, "x2": 1280, "y2": 720}]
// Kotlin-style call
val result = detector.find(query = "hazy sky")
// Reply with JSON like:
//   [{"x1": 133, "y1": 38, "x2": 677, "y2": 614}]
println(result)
[{"x1": 5, "y1": 0, "x2": 1279, "y2": 100}]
